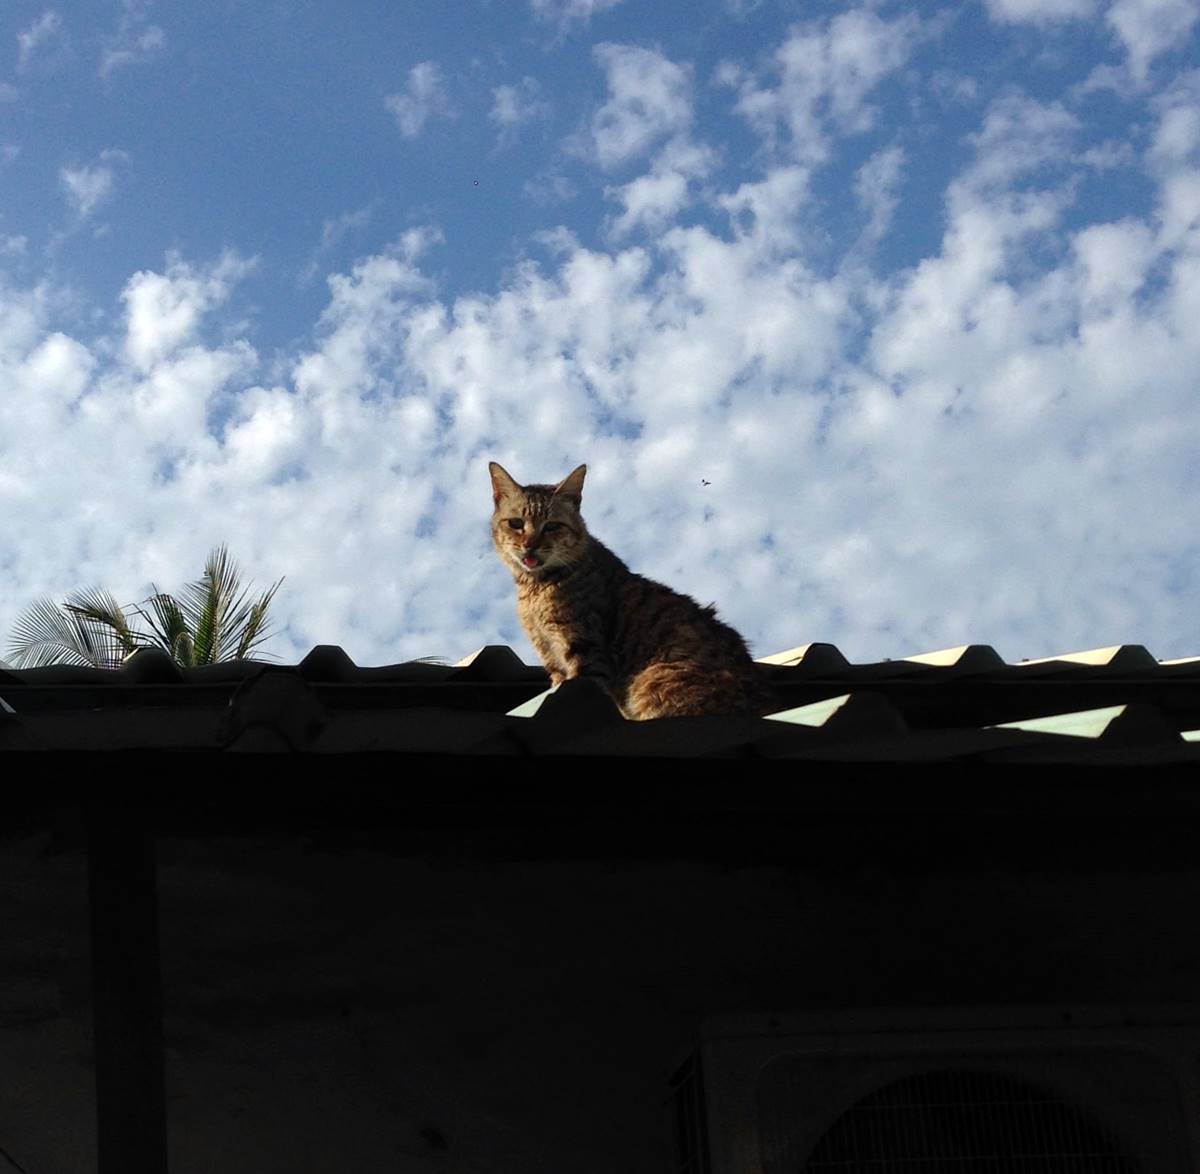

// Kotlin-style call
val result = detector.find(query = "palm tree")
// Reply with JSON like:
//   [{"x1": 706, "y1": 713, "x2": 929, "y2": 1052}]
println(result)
[{"x1": 5, "y1": 545, "x2": 285, "y2": 669}]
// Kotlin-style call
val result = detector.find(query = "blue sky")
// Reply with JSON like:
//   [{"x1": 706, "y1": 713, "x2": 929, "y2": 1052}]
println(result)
[{"x1": 2, "y1": 0, "x2": 1199, "y2": 668}]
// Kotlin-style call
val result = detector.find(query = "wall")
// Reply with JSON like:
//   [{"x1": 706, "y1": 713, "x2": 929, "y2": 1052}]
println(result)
[{"x1": 1, "y1": 804, "x2": 1198, "y2": 1174}]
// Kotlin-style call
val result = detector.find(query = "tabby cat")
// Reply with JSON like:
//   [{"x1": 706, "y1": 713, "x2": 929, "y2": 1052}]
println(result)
[{"x1": 489, "y1": 462, "x2": 775, "y2": 719}]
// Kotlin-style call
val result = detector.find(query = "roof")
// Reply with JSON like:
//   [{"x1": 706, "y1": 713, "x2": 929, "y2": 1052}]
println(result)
[{"x1": 2, "y1": 641, "x2": 1198, "y2": 765}]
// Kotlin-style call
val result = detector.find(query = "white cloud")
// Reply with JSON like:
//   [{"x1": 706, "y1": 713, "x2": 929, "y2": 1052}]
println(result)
[
  {"x1": 61, "y1": 169, "x2": 111, "y2": 219},
  {"x1": 300, "y1": 204, "x2": 375, "y2": 285},
  {"x1": 863, "y1": 89, "x2": 1198, "y2": 582},
  {"x1": 961, "y1": 93, "x2": 1080, "y2": 191},
  {"x1": 4, "y1": 51, "x2": 1200, "y2": 673},
  {"x1": 1151, "y1": 103, "x2": 1200, "y2": 163},
  {"x1": 715, "y1": 165, "x2": 811, "y2": 252},
  {"x1": 1108, "y1": 0, "x2": 1200, "y2": 84},
  {"x1": 219, "y1": 384, "x2": 312, "y2": 482},
  {"x1": 606, "y1": 170, "x2": 687, "y2": 238},
  {"x1": 854, "y1": 145, "x2": 907, "y2": 247},
  {"x1": 100, "y1": 0, "x2": 166, "y2": 79},
  {"x1": 1149, "y1": 73, "x2": 1200, "y2": 166},
  {"x1": 722, "y1": 8, "x2": 920, "y2": 164},
  {"x1": 23, "y1": 331, "x2": 94, "y2": 404},
  {"x1": 121, "y1": 252, "x2": 256, "y2": 371},
  {"x1": 528, "y1": 0, "x2": 624, "y2": 31},
  {"x1": 523, "y1": 170, "x2": 577, "y2": 205},
  {"x1": 1079, "y1": 139, "x2": 1137, "y2": 169},
  {"x1": 582, "y1": 44, "x2": 693, "y2": 170},
  {"x1": 871, "y1": 146, "x2": 1177, "y2": 518},
  {"x1": 59, "y1": 150, "x2": 129, "y2": 219},
  {"x1": 384, "y1": 62, "x2": 454, "y2": 139},
  {"x1": 930, "y1": 71, "x2": 979, "y2": 105},
  {"x1": 490, "y1": 77, "x2": 548, "y2": 149},
  {"x1": 317, "y1": 205, "x2": 374, "y2": 253},
  {"x1": 1147, "y1": 75, "x2": 1200, "y2": 251},
  {"x1": 1072, "y1": 218, "x2": 1158, "y2": 311},
  {"x1": 4, "y1": 159, "x2": 1200, "y2": 667},
  {"x1": 0, "y1": 272, "x2": 259, "y2": 624},
  {"x1": 983, "y1": 0, "x2": 1096, "y2": 25},
  {"x1": 606, "y1": 137, "x2": 716, "y2": 237},
  {"x1": 17, "y1": 9, "x2": 67, "y2": 73},
  {"x1": 1154, "y1": 163, "x2": 1200, "y2": 250}
]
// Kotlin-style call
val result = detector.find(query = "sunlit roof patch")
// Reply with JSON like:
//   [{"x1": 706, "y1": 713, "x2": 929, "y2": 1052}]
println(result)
[
  {"x1": 1017, "y1": 645, "x2": 1155, "y2": 667},
  {"x1": 765, "y1": 694, "x2": 852, "y2": 727},
  {"x1": 989, "y1": 705, "x2": 1129, "y2": 739},
  {"x1": 507, "y1": 688, "x2": 555, "y2": 718}
]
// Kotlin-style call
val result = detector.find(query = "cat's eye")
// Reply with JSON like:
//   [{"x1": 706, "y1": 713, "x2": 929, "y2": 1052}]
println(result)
[{"x1": 506, "y1": 519, "x2": 524, "y2": 531}]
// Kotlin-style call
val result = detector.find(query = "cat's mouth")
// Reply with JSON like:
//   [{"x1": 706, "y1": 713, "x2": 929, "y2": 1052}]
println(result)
[{"x1": 521, "y1": 554, "x2": 542, "y2": 569}]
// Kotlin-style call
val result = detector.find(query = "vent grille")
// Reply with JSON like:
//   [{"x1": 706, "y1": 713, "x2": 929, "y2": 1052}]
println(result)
[{"x1": 775, "y1": 1069, "x2": 1141, "y2": 1173}]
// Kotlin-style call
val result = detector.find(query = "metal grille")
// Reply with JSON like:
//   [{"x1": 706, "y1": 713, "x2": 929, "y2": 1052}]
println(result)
[
  {"x1": 797, "y1": 1069, "x2": 1140, "y2": 1173},
  {"x1": 669, "y1": 1054, "x2": 712, "y2": 1174}
]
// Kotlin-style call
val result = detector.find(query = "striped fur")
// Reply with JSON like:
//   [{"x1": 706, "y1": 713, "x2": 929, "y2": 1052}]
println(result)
[{"x1": 489, "y1": 462, "x2": 774, "y2": 719}]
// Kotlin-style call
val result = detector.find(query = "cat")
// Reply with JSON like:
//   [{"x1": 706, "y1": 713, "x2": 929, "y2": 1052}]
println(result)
[{"x1": 488, "y1": 461, "x2": 775, "y2": 720}]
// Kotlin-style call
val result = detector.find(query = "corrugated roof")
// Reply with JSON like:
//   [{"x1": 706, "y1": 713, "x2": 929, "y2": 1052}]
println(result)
[{"x1": 1, "y1": 641, "x2": 1198, "y2": 763}]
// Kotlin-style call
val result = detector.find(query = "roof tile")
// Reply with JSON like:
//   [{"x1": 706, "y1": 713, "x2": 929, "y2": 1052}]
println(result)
[
  {"x1": 1, "y1": 642, "x2": 1198, "y2": 764},
  {"x1": 1017, "y1": 644, "x2": 1159, "y2": 669},
  {"x1": 902, "y1": 645, "x2": 1007, "y2": 672},
  {"x1": 766, "y1": 691, "x2": 907, "y2": 738},
  {"x1": 756, "y1": 643, "x2": 850, "y2": 671}
]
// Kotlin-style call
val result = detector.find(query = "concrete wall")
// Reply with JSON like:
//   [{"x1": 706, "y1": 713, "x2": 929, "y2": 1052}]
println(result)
[{"x1": 2, "y1": 813, "x2": 1199, "y2": 1174}]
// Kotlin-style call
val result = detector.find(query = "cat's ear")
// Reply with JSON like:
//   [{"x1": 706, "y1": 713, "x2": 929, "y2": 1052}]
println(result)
[
  {"x1": 554, "y1": 464, "x2": 587, "y2": 506},
  {"x1": 488, "y1": 462, "x2": 521, "y2": 507}
]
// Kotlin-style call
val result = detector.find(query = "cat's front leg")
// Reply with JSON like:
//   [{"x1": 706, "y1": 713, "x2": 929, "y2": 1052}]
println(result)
[
  {"x1": 563, "y1": 650, "x2": 628, "y2": 715},
  {"x1": 524, "y1": 624, "x2": 569, "y2": 686},
  {"x1": 561, "y1": 640, "x2": 616, "y2": 691}
]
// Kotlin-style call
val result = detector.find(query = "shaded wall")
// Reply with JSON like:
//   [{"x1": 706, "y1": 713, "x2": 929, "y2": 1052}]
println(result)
[{"x1": 2, "y1": 797, "x2": 1199, "y2": 1174}]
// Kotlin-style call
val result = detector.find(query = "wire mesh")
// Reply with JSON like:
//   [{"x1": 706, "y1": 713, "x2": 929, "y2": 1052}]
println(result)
[{"x1": 783, "y1": 1069, "x2": 1141, "y2": 1173}]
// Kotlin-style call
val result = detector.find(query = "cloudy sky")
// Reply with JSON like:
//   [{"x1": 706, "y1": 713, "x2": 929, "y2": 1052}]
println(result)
[{"x1": 1, "y1": 0, "x2": 1198, "y2": 669}]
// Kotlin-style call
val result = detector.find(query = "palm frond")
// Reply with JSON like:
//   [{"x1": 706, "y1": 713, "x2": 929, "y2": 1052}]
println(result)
[
  {"x1": 63, "y1": 587, "x2": 145, "y2": 655},
  {"x1": 135, "y1": 592, "x2": 196, "y2": 666},
  {"x1": 192, "y1": 545, "x2": 232, "y2": 664},
  {"x1": 7, "y1": 546, "x2": 285, "y2": 670},
  {"x1": 175, "y1": 544, "x2": 247, "y2": 664},
  {"x1": 136, "y1": 545, "x2": 285, "y2": 664},
  {"x1": 6, "y1": 589, "x2": 144, "y2": 669},
  {"x1": 232, "y1": 576, "x2": 286, "y2": 660}
]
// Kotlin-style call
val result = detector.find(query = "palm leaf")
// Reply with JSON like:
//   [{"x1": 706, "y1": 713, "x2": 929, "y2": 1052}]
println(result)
[
  {"x1": 177, "y1": 544, "x2": 245, "y2": 664},
  {"x1": 6, "y1": 589, "x2": 145, "y2": 669},
  {"x1": 232, "y1": 576, "x2": 285, "y2": 660},
  {"x1": 191, "y1": 545, "x2": 234, "y2": 664},
  {"x1": 135, "y1": 592, "x2": 196, "y2": 666},
  {"x1": 63, "y1": 587, "x2": 145, "y2": 654},
  {"x1": 137, "y1": 545, "x2": 284, "y2": 665},
  {"x1": 8, "y1": 547, "x2": 285, "y2": 669}
]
